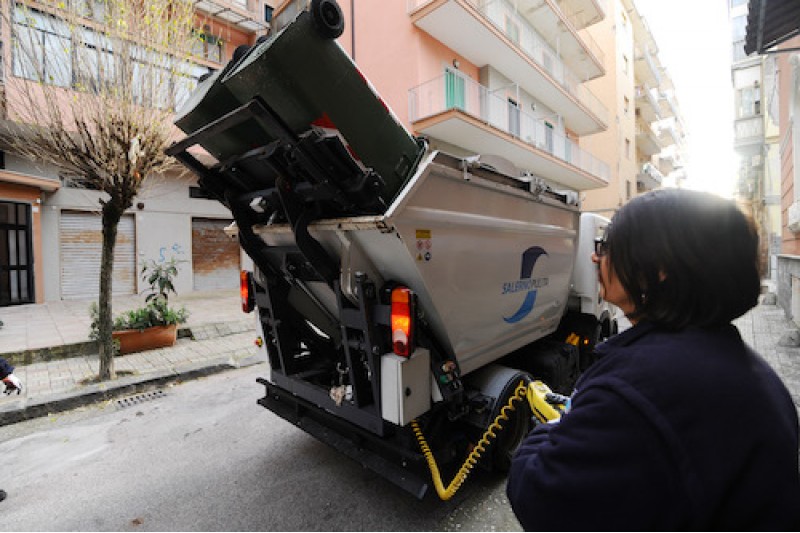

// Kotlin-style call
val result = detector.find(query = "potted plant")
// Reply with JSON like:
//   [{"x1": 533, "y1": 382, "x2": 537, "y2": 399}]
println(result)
[{"x1": 90, "y1": 257, "x2": 189, "y2": 355}]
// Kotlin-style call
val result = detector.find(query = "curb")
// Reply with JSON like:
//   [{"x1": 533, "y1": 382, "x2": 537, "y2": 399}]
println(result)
[
  {"x1": 0, "y1": 320, "x2": 255, "y2": 368},
  {"x1": 0, "y1": 354, "x2": 264, "y2": 427}
]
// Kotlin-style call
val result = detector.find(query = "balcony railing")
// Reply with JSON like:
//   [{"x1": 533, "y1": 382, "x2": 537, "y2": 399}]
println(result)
[
  {"x1": 555, "y1": 0, "x2": 605, "y2": 30},
  {"x1": 635, "y1": 84, "x2": 660, "y2": 120},
  {"x1": 409, "y1": 72, "x2": 610, "y2": 182},
  {"x1": 735, "y1": 116, "x2": 764, "y2": 144},
  {"x1": 635, "y1": 46, "x2": 662, "y2": 87},
  {"x1": 194, "y1": 0, "x2": 269, "y2": 32},
  {"x1": 408, "y1": 0, "x2": 608, "y2": 127}
]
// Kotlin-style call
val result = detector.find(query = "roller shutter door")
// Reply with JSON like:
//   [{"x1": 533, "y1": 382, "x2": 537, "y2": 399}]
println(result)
[
  {"x1": 191, "y1": 218, "x2": 240, "y2": 290},
  {"x1": 60, "y1": 211, "x2": 136, "y2": 300}
]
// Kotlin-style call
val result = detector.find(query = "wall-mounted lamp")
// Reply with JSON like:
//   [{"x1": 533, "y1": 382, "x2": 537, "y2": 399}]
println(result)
[{"x1": 452, "y1": 59, "x2": 460, "y2": 69}]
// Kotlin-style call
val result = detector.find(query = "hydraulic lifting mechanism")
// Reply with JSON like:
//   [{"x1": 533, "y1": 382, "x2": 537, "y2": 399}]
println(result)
[{"x1": 167, "y1": 0, "x2": 608, "y2": 500}]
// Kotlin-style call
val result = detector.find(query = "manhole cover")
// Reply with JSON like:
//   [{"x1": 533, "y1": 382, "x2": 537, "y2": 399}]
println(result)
[{"x1": 116, "y1": 389, "x2": 167, "y2": 409}]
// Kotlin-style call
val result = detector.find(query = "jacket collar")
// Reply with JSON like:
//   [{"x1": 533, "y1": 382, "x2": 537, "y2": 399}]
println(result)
[
  {"x1": 595, "y1": 320, "x2": 742, "y2": 359},
  {"x1": 594, "y1": 320, "x2": 658, "y2": 358}
]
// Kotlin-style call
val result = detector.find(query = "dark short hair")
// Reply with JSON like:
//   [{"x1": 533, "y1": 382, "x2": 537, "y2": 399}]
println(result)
[{"x1": 606, "y1": 188, "x2": 760, "y2": 329}]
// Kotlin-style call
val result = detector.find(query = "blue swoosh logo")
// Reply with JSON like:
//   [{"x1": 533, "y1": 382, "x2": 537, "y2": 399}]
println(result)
[
  {"x1": 504, "y1": 290, "x2": 538, "y2": 324},
  {"x1": 504, "y1": 246, "x2": 548, "y2": 324}
]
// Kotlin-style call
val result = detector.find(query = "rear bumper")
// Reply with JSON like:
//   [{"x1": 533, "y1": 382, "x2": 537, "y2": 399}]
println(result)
[{"x1": 257, "y1": 378, "x2": 431, "y2": 499}]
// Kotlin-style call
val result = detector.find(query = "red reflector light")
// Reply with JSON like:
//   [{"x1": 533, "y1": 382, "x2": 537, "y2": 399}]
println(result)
[
  {"x1": 391, "y1": 287, "x2": 415, "y2": 357},
  {"x1": 241, "y1": 270, "x2": 255, "y2": 314}
]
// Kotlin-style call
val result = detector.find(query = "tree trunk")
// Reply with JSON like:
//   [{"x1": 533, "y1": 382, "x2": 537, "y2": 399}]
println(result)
[{"x1": 97, "y1": 201, "x2": 124, "y2": 381}]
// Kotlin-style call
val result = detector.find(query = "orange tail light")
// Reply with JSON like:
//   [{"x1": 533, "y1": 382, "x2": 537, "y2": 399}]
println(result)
[
  {"x1": 391, "y1": 287, "x2": 415, "y2": 357},
  {"x1": 241, "y1": 270, "x2": 255, "y2": 313}
]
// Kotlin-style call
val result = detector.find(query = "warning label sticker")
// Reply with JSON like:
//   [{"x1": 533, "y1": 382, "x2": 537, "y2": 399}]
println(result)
[{"x1": 415, "y1": 230, "x2": 432, "y2": 261}]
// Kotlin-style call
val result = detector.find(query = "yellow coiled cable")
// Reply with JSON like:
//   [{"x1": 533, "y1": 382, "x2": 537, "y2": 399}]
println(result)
[{"x1": 411, "y1": 380, "x2": 529, "y2": 501}]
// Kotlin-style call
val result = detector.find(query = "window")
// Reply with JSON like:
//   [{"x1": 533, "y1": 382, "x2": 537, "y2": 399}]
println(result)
[
  {"x1": 731, "y1": 15, "x2": 746, "y2": 41},
  {"x1": 626, "y1": 180, "x2": 632, "y2": 200},
  {"x1": 624, "y1": 95, "x2": 630, "y2": 115},
  {"x1": 264, "y1": 5, "x2": 274, "y2": 23},
  {"x1": 737, "y1": 83, "x2": 761, "y2": 118},
  {"x1": 508, "y1": 98, "x2": 520, "y2": 137},
  {"x1": 191, "y1": 27, "x2": 223, "y2": 64},
  {"x1": 625, "y1": 138, "x2": 631, "y2": 159},
  {"x1": 189, "y1": 186, "x2": 212, "y2": 199},
  {"x1": 12, "y1": 9, "x2": 72, "y2": 87},
  {"x1": 504, "y1": 15, "x2": 520, "y2": 44},
  {"x1": 11, "y1": 7, "x2": 207, "y2": 110},
  {"x1": 73, "y1": 28, "x2": 116, "y2": 92},
  {"x1": 622, "y1": 54, "x2": 628, "y2": 75}
]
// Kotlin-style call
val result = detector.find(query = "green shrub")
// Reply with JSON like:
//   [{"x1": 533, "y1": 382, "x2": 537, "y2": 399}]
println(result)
[{"x1": 89, "y1": 257, "x2": 189, "y2": 339}]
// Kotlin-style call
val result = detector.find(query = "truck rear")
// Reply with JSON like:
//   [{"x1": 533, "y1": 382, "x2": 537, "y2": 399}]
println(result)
[{"x1": 168, "y1": 0, "x2": 615, "y2": 499}]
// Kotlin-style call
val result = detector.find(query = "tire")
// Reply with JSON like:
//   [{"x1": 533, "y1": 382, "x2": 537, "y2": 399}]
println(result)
[
  {"x1": 464, "y1": 364, "x2": 533, "y2": 472},
  {"x1": 311, "y1": 0, "x2": 345, "y2": 39}
]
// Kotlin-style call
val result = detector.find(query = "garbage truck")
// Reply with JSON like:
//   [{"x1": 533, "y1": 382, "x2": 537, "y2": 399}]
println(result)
[{"x1": 168, "y1": 0, "x2": 617, "y2": 500}]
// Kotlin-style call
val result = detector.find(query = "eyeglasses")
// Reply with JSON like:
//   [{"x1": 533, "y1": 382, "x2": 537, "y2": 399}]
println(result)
[{"x1": 594, "y1": 236, "x2": 608, "y2": 257}]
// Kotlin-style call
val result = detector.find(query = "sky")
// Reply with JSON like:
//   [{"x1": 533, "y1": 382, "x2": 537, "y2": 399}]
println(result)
[{"x1": 635, "y1": 0, "x2": 737, "y2": 198}]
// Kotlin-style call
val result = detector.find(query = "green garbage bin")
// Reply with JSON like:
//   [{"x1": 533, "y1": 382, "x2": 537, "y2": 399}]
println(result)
[{"x1": 174, "y1": 1, "x2": 422, "y2": 209}]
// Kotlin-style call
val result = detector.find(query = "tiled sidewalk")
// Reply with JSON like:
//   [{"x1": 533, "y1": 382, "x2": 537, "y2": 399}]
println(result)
[{"x1": 0, "y1": 289, "x2": 263, "y2": 425}]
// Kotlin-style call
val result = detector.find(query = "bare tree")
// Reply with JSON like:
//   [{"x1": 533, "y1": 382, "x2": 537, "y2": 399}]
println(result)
[{"x1": 1, "y1": 0, "x2": 201, "y2": 379}]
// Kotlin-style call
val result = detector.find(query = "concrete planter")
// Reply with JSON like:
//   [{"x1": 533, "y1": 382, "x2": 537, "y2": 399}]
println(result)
[{"x1": 112, "y1": 324, "x2": 178, "y2": 355}]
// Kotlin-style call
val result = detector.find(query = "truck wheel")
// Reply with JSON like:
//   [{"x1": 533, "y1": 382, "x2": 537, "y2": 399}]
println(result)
[
  {"x1": 311, "y1": 0, "x2": 345, "y2": 39},
  {"x1": 465, "y1": 364, "x2": 532, "y2": 472}
]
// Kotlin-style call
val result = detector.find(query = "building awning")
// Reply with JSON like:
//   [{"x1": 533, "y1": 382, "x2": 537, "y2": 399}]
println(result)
[
  {"x1": 745, "y1": 0, "x2": 800, "y2": 55},
  {"x1": 0, "y1": 169, "x2": 61, "y2": 192}
]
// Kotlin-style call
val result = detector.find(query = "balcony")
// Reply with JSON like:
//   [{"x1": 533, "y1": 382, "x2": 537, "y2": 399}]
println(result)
[
  {"x1": 734, "y1": 115, "x2": 764, "y2": 151},
  {"x1": 408, "y1": 0, "x2": 608, "y2": 135},
  {"x1": 635, "y1": 84, "x2": 660, "y2": 123},
  {"x1": 634, "y1": 46, "x2": 662, "y2": 88},
  {"x1": 637, "y1": 162, "x2": 663, "y2": 192},
  {"x1": 658, "y1": 92, "x2": 679, "y2": 119},
  {"x1": 657, "y1": 123, "x2": 680, "y2": 148},
  {"x1": 635, "y1": 124, "x2": 660, "y2": 156},
  {"x1": 408, "y1": 72, "x2": 610, "y2": 190},
  {"x1": 553, "y1": 0, "x2": 605, "y2": 31},
  {"x1": 658, "y1": 152, "x2": 681, "y2": 175},
  {"x1": 193, "y1": 0, "x2": 269, "y2": 32}
]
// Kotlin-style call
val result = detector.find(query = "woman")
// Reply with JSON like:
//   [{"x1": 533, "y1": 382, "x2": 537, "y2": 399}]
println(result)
[{"x1": 507, "y1": 189, "x2": 800, "y2": 530}]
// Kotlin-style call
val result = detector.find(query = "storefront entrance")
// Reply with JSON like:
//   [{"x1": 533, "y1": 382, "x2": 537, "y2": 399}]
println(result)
[{"x1": 0, "y1": 200, "x2": 34, "y2": 306}]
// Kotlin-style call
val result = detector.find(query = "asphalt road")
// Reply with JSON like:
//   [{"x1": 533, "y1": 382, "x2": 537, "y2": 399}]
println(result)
[{"x1": 0, "y1": 364, "x2": 522, "y2": 531}]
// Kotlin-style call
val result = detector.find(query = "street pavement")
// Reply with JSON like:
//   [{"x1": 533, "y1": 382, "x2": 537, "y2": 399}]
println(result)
[
  {"x1": 0, "y1": 288, "x2": 262, "y2": 426},
  {"x1": 1, "y1": 289, "x2": 799, "y2": 428}
]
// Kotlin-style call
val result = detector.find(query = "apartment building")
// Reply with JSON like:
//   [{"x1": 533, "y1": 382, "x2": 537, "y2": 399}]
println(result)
[
  {"x1": 744, "y1": 0, "x2": 800, "y2": 321},
  {"x1": 580, "y1": 0, "x2": 685, "y2": 216},
  {"x1": 731, "y1": 0, "x2": 781, "y2": 280},
  {"x1": 0, "y1": 0, "x2": 686, "y2": 308},
  {"x1": 0, "y1": 0, "x2": 273, "y2": 306}
]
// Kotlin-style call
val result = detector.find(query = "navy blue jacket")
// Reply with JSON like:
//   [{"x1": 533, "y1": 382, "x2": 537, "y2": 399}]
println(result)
[
  {"x1": 0, "y1": 357, "x2": 12, "y2": 380},
  {"x1": 507, "y1": 321, "x2": 800, "y2": 531}
]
